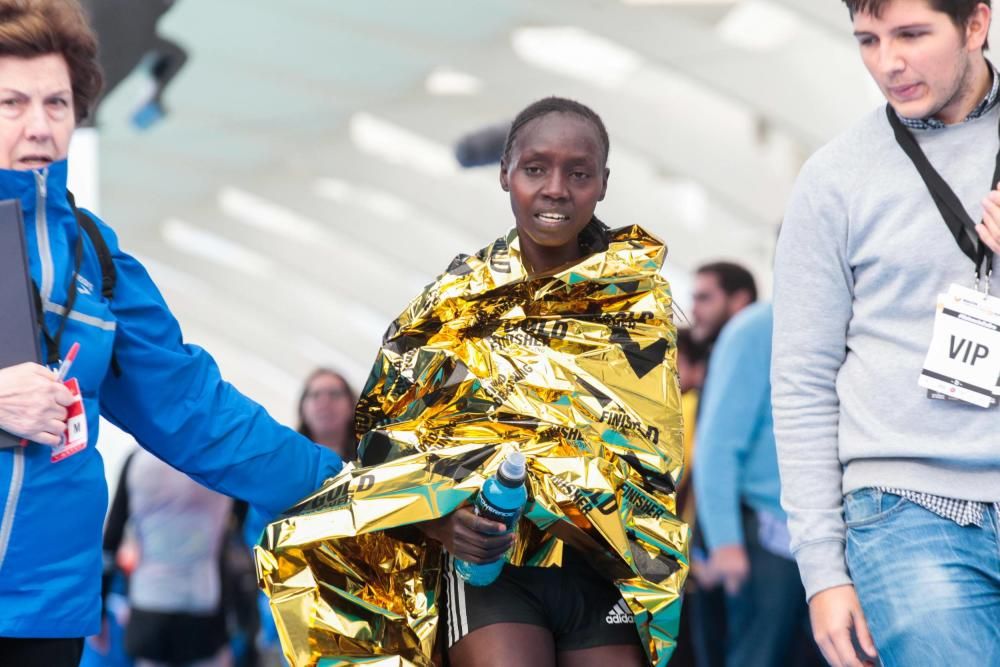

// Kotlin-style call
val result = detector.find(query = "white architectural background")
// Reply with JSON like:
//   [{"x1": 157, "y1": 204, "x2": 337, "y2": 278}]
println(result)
[{"x1": 86, "y1": 0, "x2": 964, "y2": 477}]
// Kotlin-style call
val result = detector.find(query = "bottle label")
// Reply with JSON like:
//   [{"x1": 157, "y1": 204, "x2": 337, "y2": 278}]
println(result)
[{"x1": 475, "y1": 494, "x2": 522, "y2": 530}]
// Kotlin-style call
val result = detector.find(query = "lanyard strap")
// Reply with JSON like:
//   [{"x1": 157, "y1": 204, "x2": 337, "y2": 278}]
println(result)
[
  {"x1": 886, "y1": 104, "x2": 998, "y2": 283},
  {"x1": 30, "y1": 204, "x2": 85, "y2": 365}
]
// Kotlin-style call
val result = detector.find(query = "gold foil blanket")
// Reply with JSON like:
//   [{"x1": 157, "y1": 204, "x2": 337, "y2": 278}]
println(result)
[{"x1": 256, "y1": 222, "x2": 689, "y2": 666}]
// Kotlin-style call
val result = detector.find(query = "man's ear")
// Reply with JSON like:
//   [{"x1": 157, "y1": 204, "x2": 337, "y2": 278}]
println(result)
[
  {"x1": 731, "y1": 289, "x2": 754, "y2": 313},
  {"x1": 500, "y1": 158, "x2": 510, "y2": 192},
  {"x1": 966, "y1": 2, "x2": 991, "y2": 52}
]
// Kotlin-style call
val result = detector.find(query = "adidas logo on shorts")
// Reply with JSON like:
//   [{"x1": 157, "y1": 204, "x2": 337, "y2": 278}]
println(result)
[{"x1": 605, "y1": 599, "x2": 634, "y2": 625}]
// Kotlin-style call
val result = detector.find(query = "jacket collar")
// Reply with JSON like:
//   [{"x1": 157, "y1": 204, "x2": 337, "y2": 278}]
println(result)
[{"x1": 0, "y1": 159, "x2": 69, "y2": 211}]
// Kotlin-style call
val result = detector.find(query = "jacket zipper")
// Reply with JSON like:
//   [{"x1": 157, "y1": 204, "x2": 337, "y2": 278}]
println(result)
[
  {"x1": 35, "y1": 168, "x2": 52, "y2": 300},
  {"x1": 0, "y1": 450, "x2": 25, "y2": 573}
]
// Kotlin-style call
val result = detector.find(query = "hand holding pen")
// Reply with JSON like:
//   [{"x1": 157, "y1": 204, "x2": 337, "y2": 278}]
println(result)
[{"x1": 10, "y1": 342, "x2": 80, "y2": 447}]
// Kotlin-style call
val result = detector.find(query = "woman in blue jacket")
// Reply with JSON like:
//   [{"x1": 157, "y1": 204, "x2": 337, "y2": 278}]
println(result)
[{"x1": 0, "y1": 2, "x2": 342, "y2": 665}]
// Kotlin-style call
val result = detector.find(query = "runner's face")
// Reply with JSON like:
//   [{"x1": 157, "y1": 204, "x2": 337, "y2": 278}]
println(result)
[
  {"x1": 853, "y1": 0, "x2": 988, "y2": 123},
  {"x1": 501, "y1": 113, "x2": 609, "y2": 257}
]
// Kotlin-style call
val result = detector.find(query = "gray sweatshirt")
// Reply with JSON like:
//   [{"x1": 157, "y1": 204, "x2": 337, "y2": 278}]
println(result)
[{"x1": 772, "y1": 103, "x2": 1000, "y2": 600}]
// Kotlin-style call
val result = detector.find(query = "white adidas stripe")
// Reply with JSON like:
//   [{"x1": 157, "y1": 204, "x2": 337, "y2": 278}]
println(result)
[
  {"x1": 446, "y1": 556, "x2": 458, "y2": 646},
  {"x1": 444, "y1": 555, "x2": 471, "y2": 646},
  {"x1": 442, "y1": 557, "x2": 450, "y2": 645},
  {"x1": 455, "y1": 561, "x2": 470, "y2": 637}
]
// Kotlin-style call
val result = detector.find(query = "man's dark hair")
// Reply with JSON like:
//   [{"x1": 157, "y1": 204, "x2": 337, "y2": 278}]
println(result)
[
  {"x1": 696, "y1": 262, "x2": 758, "y2": 304},
  {"x1": 843, "y1": 0, "x2": 991, "y2": 48}
]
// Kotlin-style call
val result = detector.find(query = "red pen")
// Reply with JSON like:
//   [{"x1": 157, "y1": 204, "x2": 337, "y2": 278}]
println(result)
[
  {"x1": 20, "y1": 342, "x2": 80, "y2": 447},
  {"x1": 55, "y1": 342, "x2": 80, "y2": 382}
]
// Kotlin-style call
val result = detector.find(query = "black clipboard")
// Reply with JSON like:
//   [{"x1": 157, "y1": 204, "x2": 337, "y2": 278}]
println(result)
[{"x1": 0, "y1": 198, "x2": 41, "y2": 448}]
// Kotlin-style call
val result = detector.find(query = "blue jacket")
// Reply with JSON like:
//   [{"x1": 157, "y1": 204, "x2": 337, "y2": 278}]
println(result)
[
  {"x1": 0, "y1": 161, "x2": 343, "y2": 638},
  {"x1": 693, "y1": 302, "x2": 784, "y2": 551}
]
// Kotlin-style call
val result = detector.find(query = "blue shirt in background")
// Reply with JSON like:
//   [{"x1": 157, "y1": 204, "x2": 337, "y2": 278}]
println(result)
[{"x1": 693, "y1": 302, "x2": 783, "y2": 552}]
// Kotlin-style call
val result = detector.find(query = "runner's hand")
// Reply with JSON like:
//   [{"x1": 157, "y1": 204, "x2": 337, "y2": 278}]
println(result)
[{"x1": 421, "y1": 506, "x2": 513, "y2": 563}]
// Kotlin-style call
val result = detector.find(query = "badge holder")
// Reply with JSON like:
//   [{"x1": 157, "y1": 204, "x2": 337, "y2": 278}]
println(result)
[
  {"x1": 51, "y1": 377, "x2": 87, "y2": 462},
  {"x1": 920, "y1": 271, "x2": 1000, "y2": 408}
]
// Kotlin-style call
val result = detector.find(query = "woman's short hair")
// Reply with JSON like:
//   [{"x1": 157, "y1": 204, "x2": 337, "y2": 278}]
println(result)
[
  {"x1": 502, "y1": 96, "x2": 610, "y2": 166},
  {"x1": 0, "y1": 0, "x2": 102, "y2": 121}
]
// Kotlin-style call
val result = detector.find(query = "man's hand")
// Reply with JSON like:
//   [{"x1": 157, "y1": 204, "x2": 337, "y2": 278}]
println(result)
[
  {"x1": 707, "y1": 544, "x2": 750, "y2": 595},
  {"x1": 689, "y1": 558, "x2": 720, "y2": 589},
  {"x1": 0, "y1": 363, "x2": 74, "y2": 446},
  {"x1": 420, "y1": 506, "x2": 514, "y2": 563},
  {"x1": 979, "y1": 187, "x2": 1000, "y2": 254},
  {"x1": 809, "y1": 584, "x2": 878, "y2": 667}
]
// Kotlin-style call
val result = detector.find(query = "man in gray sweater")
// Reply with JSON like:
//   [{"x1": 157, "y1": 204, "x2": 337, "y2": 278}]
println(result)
[{"x1": 773, "y1": 1, "x2": 1000, "y2": 666}]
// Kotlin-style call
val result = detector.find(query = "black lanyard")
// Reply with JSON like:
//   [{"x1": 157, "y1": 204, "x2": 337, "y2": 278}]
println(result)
[
  {"x1": 30, "y1": 197, "x2": 86, "y2": 366},
  {"x1": 886, "y1": 104, "x2": 998, "y2": 283}
]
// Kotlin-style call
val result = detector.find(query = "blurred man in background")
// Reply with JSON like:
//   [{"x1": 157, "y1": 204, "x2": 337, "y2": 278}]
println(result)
[
  {"x1": 684, "y1": 261, "x2": 756, "y2": 667},
  {"x1": 690, "y1": 263, "x2": 757, "y2": 346},
  {"x1": 694, "y1": 302, "x2": 822, "y2": 667}
]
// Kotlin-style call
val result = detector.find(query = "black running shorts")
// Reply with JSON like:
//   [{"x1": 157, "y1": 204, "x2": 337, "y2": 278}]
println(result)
[
  {"x1": 441, "y1": 548, "x2": 641, "y2": 652},
  {"x1": 125, "y1": 607, "x2": 228, "y2": 663}
]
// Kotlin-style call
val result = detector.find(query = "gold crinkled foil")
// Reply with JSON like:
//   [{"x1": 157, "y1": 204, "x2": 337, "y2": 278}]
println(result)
[{"x1": 256, "y1": 222, "x2": 689, "y2": 667}]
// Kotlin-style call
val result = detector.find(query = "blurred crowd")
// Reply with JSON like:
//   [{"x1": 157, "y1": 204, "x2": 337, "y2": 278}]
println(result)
[{"x1": 85, "y1": 369, "x2": 357, "y2": 667}]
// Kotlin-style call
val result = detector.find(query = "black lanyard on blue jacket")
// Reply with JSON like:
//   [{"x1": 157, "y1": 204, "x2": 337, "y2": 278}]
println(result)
[{"x1": 30, "y1": 191, "x2": 86, "y2": 366}]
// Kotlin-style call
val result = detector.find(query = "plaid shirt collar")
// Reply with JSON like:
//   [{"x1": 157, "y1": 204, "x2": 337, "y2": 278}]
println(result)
[{"x1": 897, "y1": 61, "x2": 1000, "y2": 130}]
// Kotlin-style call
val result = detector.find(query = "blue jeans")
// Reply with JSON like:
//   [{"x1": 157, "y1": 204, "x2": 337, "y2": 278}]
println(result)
[{"x1": 845, "y1": 489, "x2": 1000, "y2": 667}]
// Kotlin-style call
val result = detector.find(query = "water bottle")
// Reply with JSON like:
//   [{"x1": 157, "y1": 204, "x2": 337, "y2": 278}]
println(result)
[{"x1": 454, "y1": 452, "x2": 528, "y2": 586}]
